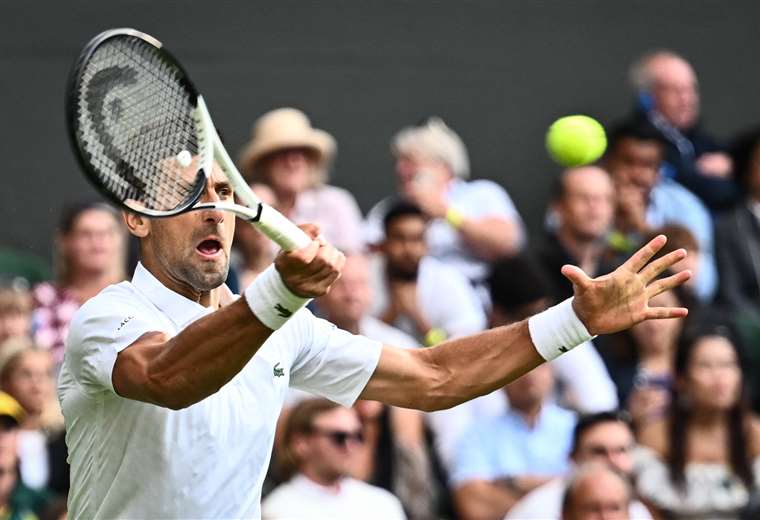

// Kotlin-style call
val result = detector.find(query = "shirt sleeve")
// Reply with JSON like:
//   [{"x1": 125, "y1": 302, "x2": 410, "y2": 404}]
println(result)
[
  {"x1": 64, "y1": 291, "x2": 159, "y2": 395},
  {"x1": 550, "y1": 340, "x2": 619, "y2": 413},
  {"x1": 422, "y1": 260, "x2": 487, "y2": 338},
  {"x1": 289, "y1": 310, "x2": 383, "y2": 406},
  {"x1": 449, "y1": 423, "x2": 501, "y2": 485},
  {"x1": 466, "y1": 180, "x2": 522, "y2": 220}
]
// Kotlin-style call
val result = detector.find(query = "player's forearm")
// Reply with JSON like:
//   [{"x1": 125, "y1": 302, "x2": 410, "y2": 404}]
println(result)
[
  {"x1": 417, "y1": 321, "x2": 542, "y2": 411},
  {"x1": 458, "y1": 217, "x2": 521, "y2": 260},
  {"x1": 144, "y1": 299, "x2": 272, "y2": 409}
]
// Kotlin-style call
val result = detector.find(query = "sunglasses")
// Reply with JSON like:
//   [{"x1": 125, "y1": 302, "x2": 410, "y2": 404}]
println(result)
[{"x1": 311, "y1": 428, "x2": 364, "y2": 447}]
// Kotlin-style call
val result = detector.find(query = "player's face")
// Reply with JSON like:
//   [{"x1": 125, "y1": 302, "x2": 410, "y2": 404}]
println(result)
[
  {"x1": 306, "y1": 407, "x2": 364, "y2": 480},
  {"x1": 651, "y1": 56, "x2": 699, "y2": 130},
  {"x1": 606, "y1": 138, "x2": 663, "y2": 198},
  {"x1": 145, "y1": 164, "x2": 235, "y2": 294},
  {"x1": 317, "y1": 256, "x2": 372, "y2": 326},
  {"x1": 574, "y1": 422, "x2": 635, "y2": 475},
  {"x1": 63, "y1": 208, "x2": 124, "y2": 277},
  {"x1": 681, "y1": 336, "x2": 742, "y2": 412},
  {"x1": 558, "y1": 167, "x2": 615, "y2": 242},
  {"x1": 382, "y1": 216, "x2": 428, "y2": 277}
]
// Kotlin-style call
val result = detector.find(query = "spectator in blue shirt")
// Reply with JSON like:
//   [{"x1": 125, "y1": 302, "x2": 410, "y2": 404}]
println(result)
[{"x1": 450, "y1": 363, "x2": 576, "y2": 520}]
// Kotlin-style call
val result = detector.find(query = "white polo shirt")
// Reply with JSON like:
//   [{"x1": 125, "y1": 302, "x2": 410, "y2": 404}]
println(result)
[{"x1": 58, "y1": 263, "x2": 382, "y2": 519}]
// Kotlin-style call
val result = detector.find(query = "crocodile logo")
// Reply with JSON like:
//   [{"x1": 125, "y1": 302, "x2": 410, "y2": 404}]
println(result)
[{"x1": 273, "y1": 362, "x2": 285, "y2": 378}]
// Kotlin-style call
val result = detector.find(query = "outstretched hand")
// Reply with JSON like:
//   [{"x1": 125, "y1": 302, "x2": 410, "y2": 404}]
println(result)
[{"x1": 563, "y1": 235, "x2": 691, "y2": 336}]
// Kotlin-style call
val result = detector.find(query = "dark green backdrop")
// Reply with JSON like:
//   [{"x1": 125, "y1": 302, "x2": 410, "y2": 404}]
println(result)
[{"x1": 3, "y1": 1, "x2": 759, "y2": 259}]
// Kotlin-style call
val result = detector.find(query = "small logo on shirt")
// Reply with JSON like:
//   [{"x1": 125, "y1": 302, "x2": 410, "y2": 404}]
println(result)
[
  {"x1": 274, "y1": 303, "x2": 292, "y2": 318},
  {"x1": 116, "y1": 315, "x2": 135, "y2": 332},
  {"x1": 559, "y1": 346, "x2": 569, "y2": 353},
  {"x1": 273, "y1": 362, "x2": 285, "y2": 377}
]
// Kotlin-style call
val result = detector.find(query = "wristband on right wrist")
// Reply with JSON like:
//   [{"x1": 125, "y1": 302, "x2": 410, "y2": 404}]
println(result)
[
  {"x1": 244, "y1": 265, "x2": 311, "y2": 330},
  {"x1": 527, "y1": 298, "x2": 595, "y2": 361}
]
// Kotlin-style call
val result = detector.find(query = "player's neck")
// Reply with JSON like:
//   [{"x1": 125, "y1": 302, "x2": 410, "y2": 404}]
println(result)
[
  {"x1": 140, "y1": 258, "x2": 216, "y2": 307},
  {"x1": 329, "y1": 316, "x2": 360, "y2": 335}
]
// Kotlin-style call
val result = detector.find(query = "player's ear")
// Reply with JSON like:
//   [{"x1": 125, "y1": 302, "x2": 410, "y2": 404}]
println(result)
[{"x1": 123, "y1": 211, "x2": 150, "y2": 238}]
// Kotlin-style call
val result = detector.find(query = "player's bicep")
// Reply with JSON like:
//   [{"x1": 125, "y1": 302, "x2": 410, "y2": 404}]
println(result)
[
  {"x1": 112, "y1": 331, "x2": 173, "y2": 406},
  {"x1": 359, "y1": 344, "x2": 438, "y2": 409}
]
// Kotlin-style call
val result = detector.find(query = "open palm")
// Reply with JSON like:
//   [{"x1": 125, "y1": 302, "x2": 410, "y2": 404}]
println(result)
[{"x1": 563, "y1": 235, "x2": 691, "y2": 336}]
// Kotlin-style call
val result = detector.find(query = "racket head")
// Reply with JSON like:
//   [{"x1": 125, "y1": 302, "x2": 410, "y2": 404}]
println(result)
[{"x1": 66, "y1": 28, "x2": 207, "y2": 217}]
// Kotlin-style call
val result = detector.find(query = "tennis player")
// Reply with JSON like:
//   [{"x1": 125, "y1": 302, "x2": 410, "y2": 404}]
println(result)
[{"x1": 59, "y1": 166, "x2": 690, "y2": 519}]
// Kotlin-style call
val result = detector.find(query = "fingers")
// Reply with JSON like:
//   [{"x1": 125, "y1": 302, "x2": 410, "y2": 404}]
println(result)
[
  {"x1": 297, "y1": 223, "x2": 322, "y2": 240},
  {"x1": 646, "y1": 270, "x2": 692, "y2": 299},
  {"x1": 645, "y1": 306, "x2": 689, "y2": 320},
  {"x1": 639, "y1": 248, "x2": 687, "y2": 283},
  {"x1": 624, "y1": 235, "x2": 667, "y2": 273},
  {"x1": 560, "y1": 264, "x2": 591, "y2": 291}
]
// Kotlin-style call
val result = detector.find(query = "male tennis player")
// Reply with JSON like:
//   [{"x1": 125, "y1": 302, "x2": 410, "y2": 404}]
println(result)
[{"x1": 59, "y1": 165, "x2": 690, "y2": 519}]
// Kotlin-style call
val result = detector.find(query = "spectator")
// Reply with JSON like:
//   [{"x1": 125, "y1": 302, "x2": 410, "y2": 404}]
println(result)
[
  {"x1": 451, "y1": 363, "x2": 576, "y2": 520},
  {"x1": 716, "y1": 127, "x2": 760, "y2": 336},
  {"x1": 0, "y1": 340, "x2": 63, "y2": 492},
  {"x1": 604, "y1": 119, "x2": 717, "y2": 301},
  {"x1": 239, "y1": 107, "x2": 364, "y2": 254},
  {"x1": 629, "y1": 50, "x2": 739, "y2": 209},
  {"x1": 642, "y1": 225, "x2": 701, "y2": 301},
  {"x1": 32, "y1": 202, "x2": 127, "y2": 366},
  {"x1": 561, "y1": 463, "x2": 633, "y2": 520},
  {"x1": 231, "y1": 183, "x2": 279, "y2": 290},
  {"x1": 262, "y1": 399, "x2": 406, "y2": 520},
  {"x1": 536, "y1": 165, "x2": 616, "y2": 302},
  {"x1": 372, "y1": 201, "x2": 487, "y2": 346},
  {"x1": 636, "y1": 324, "x2": 760, "y2": 519},
  {"x1": 0, "y1": 286, "x2": 33, "y2": 345},
  {"x1": 315, "y1": 255, "x2": 440, "y2": 520},
  {"x1": 506, "y1": 411, "x2": 651, "y2": 519},
  {"x1": 490, "y1": 256, "x2": 618, "y2": 414},
  {"x1": 365, "y1": 117, "x2": 525, "y2": 298}
]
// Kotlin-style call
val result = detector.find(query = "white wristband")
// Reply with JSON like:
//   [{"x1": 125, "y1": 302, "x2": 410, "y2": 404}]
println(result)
[
  {"x1": 527, "y1": 298, "x2": 594, "y2": 361},
  {"x1": 244, "y1": 265, "x2": 311, "y2": 330}
]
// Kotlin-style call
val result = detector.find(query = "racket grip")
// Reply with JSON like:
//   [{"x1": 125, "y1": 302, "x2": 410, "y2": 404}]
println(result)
[{"x1": 255, "y1": 205, "x2": 312, "y2": 251}]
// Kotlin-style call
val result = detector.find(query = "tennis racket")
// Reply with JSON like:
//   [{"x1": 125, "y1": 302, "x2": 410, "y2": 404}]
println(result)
[{"x1": 65, "y1": 28, "x2": 311, "y2": 251}]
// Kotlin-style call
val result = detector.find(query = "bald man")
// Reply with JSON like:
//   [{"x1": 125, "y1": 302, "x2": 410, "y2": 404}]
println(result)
[
  {"x1": 629, "y1": 50, "x2": 738, "y2": 209},
  {"x1": 561, "y1": 463, "x2": 632, "y2": 520},
  {"x1": 536, "y1": 166, "x2": 616, "y2": 302}
]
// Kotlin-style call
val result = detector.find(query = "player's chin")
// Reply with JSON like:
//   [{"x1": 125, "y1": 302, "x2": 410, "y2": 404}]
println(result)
[{"x1": 191, "y1": 251, "x2": 230, "y2": 288}]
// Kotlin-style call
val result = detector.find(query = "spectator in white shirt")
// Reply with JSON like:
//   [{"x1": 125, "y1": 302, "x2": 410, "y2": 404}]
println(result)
[
  {"x1": 263, "y1": 398, "x2": 406, "y2": 520},
  {"x1": 506, "y1": 411, "x2": 652, "y2": 520}
]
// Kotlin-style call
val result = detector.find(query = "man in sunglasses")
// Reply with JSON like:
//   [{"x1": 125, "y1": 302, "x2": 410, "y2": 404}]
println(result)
[{"x1": 262, "y1": 398, "x2": 406, "y2": 520}]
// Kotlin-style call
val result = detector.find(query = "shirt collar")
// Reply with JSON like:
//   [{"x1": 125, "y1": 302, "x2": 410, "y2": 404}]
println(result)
[{"x1": 132, "y1": 262, "x2": 212, "y2": 329}]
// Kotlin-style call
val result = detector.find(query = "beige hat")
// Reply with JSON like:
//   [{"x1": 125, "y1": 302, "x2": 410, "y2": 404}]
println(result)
[{"x1": 239, "y1": 108, "x2": 336, "y2": 178}]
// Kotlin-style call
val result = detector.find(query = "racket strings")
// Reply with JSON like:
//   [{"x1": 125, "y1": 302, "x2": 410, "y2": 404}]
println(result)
[{"x1": 74, "y1": 35, "x2": 203, "y2": 212}]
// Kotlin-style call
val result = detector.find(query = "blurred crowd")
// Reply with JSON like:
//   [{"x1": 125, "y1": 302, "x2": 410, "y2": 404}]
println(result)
[{"x1": 2, "y1": 49, "x2": 760, "y2": 520}]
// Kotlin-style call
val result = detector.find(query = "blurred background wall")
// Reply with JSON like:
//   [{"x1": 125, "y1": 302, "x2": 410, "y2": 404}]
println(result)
[{"x1": 3, "y1": 0, "x2": 760, "y2": 257}]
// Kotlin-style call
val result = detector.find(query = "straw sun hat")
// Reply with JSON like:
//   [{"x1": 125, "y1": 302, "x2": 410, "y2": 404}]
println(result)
[{"x1": 239, "y1": 108, "x2": 336, "y2": 178}]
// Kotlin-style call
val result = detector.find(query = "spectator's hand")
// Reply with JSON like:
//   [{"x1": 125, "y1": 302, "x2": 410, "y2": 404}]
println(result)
[
  {"x1": 405, "y1": 173, "x2": 448, "y2": 219},
  {"x1": 275, "y1": 224, "x2": 345, "y2": 297},
  {"x1": 615, "y1": 183, "x2": 649, "y2": 234},
  {"x1": 562, "y1": 235, "x2": 690, "y2": 336},
  {"x1": 627, "y1": 385, "x2": 669, "y2": 426},
  {"x1": 696, "y1": 152, "x2": 733, "y2": 178}
]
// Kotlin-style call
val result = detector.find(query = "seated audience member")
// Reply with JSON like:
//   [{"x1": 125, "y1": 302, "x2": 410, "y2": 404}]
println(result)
[
  {"x1": 490, "y1": 256, "x2": 618, "y2": 414},
  {"x1": 316, "y1": 255, "x2": 439, "y2": 520},
  {"x1": 604, "y1": 119, "x2": 717, "y2": 301},
  {"x1": 262, "y1": 399, "x2": 406, "y2": 520},
  {"x1": 716, "y1": 127, "x2": 760, "y2": 332},
  {"x1": 0, "y1": 286, "x2": 33, "y2": 344},
  {"x1": 0, "y1": 340, "x2": 63, "y2": 492},
  {"x1": 629, "y1": 50, "x2": 738, "y2": 210},
  {"x1": 239, "y1": 108, "x2": 364, "y2": 254},
  {"x1": 642, "y1": 225, "x2": 701, "y2": 301},
  {"x1": 507, "y1": 411, "x2": 651, "y2": 519},
  {"x1": 536, "y1": 165, "x2": 616, "y2": 302},
  {"x1": 636, "y1": 324, "x2": 760, "y2": 519},
  {"x1": 451, "y1": 363, "x2": 576, "y2": 520},
  {"x1": 561, "y1": 463, "x2": 633, "y2": 520},
  {"x1": 230, "y1": 183, "x2": 279, "y2": 290},
  {"x1": 364, "y1": 117, "x2": 524, "y2": 296},
  {"x1": 32, "y1": 202, "x2": 127, "y2": 367},
  {"x1": 373, "y1": 202, "x2": 487, "y2": 345}
]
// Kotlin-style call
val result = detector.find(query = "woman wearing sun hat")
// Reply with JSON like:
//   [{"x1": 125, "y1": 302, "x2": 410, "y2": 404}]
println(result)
[{"x1": 239, "y1": 108, "x2": 364, "y2": 254}]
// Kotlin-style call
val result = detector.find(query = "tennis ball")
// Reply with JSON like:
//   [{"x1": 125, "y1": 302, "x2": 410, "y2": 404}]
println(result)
[{"x1": 545, "y1": 115, "x2": 607, "y2": 167}]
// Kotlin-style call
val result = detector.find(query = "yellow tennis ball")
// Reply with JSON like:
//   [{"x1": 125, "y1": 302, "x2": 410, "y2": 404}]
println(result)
[{"x1": 546, "y1": 115, "x2": 607, "y2": 167}]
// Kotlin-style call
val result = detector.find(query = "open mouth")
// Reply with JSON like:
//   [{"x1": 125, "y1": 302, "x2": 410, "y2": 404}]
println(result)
[{"x1": 196, "y1": 238, "x2": 222, "y2": 258}]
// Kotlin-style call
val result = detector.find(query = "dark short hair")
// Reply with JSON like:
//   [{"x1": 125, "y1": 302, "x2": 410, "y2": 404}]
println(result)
[
  {"x1": 606, "y1": 118, "x2": 667, "y2": 155},
  {"x1": 730, "y1": 125, "x2": 760, "y2": 190},
  {"x1": 487, "y1": 255, "x2": 552, "y2": 311},
  {"x1": 570, "y1": 411, "x2": 632, "y2": 456},
  {"x1": 382, "y1": 201, "x2": 425, "y2": 233}
]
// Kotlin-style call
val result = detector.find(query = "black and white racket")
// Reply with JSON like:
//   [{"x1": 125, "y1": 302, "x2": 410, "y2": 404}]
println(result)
[{"x1": 66, "y1": 28, "x2": 311, "y2": 251}]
